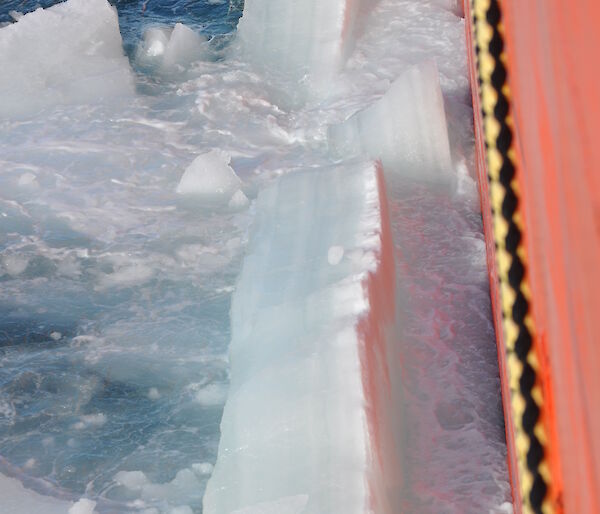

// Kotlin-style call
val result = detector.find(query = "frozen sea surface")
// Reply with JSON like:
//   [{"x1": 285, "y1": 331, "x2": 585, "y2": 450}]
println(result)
[{"x1": 0, "y1": 0, "x2": 510, "y2": 512}]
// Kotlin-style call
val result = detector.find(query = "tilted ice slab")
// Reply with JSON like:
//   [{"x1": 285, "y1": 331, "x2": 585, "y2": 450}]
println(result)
[
  {"x1": 203, "y1": 161, "x2": 398, "y2": 514},
  {"x1": 0, "y1": 0, "x2": 133, "y2": 119},
  {"x1": 236, "y1": 0, "x2": 376, "y2": 96},
  {"x1": 328, "y1": 61, "x2": 453, "y2": 179}
]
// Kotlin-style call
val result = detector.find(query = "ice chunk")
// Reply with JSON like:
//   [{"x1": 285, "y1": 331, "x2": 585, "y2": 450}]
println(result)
[
  {"x1": 228, "y1": 189, "x2": 250, "y2": 210},
  {"x1": 192, "y1": 462, "x2": 214, "y2": 475},
  {"x1": 1, "y1": 254, "x2": 28, "y2": 276},
  {"x1": 328, "y1": 61, "x2": 453, "y2": 179},
  {"x1": 17, "y1": 172, "x2": 38, "y2": 188},
  {"x1": 69, "y1": 499, "x2": 97, "y2": 514},
  {"x1": 327, "y1": 245, "x2": 345, "y2": 265},
  {"x1": 137, "y1": 23, "x2": 208, "y2": 71},
  {"x1": 115, "y1": 470, "x2": 150, "y2": 491},
  {"x1": 140, "y1": 27, "x2": 170, "y2": 58},
  {"x1": 148, "y1": 387, "x2": 161, "y2": 400},
  {"x1": 191, "y1": 383, "x2": 228, "y2": 406},
  {"x1": 236, "y1": 0, "x2": 375, "y2": 96},
  {"x1": 203, "y1": 161, "x2": 396, "y2": 514},
  {"x1": 163, "y1": 24, "x2": 207, "y2": 68},
  {"x1": 8, "y1": 10, "x2": 23, "y2": 21},
  {"x1": 176, "y1": 150, "x2": 243, "y2": 203},
  {"x1": 72, "y1": 413, "x2": 107, "y2": 430},
  {"x1": 0, "y1": 0, "x2": 134, "y2": 119}
]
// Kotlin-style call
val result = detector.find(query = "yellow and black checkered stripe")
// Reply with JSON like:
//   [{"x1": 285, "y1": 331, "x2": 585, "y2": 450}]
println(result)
[{"x1": 470, "y1": 1, "x2": 552, "y2": 512}]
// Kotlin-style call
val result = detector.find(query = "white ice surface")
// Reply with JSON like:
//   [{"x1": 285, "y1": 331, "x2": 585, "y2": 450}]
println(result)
[
  {"x1": 137, "y1": 23, "x2": 208, "y2": 71},
  {"x1": 0, "y1": 0, "x2": 133, "y2": 119},
  {"x1": 176, "y1": 149, "x2": 244, "y2": 204},
  {"x1": 328, "y1": 60, "x2": 453, "y2": 179},
  {"x1": 203, "y1": 162, "x2": 384, "y2": 514}
]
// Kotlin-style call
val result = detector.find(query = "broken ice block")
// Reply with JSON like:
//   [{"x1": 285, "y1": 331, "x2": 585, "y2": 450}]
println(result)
[
  {"x1": 328, "y1": 61, "x2": 453, "y2": 179},
  {"x1": 0, "y1": 0, "x2": 133, "y2": 119}
]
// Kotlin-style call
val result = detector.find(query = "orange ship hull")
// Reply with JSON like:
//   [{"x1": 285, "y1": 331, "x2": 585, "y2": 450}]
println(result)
[{"x1": 464, "y1": 1, "x2": 600, "y2": 512}]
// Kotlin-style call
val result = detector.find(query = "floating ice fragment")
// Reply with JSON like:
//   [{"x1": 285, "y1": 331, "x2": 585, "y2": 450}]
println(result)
[
  {"x1": 96, "y1": 263, "x2": 154, "y2": 291},
  {"x1": 1, "y1": 255, "x2": 28, "y2": 276},
  {"x1": 50, "y1": 331, "x2": 62, "y2": 341},
  {"x1": 176, "y1": 150, "x2": 243, "y2": 203},
  {"x1": 72, "y1": 413, "x2": 107, "y2": 430},
  {"x1": 68, "y1": 498, "x2": 97, "y2": 514},
  {"x1": 115, "y1": 470, "x2": 149, "y2": 491},
  {"x1": 163, "y1": 24, "x2": 207, "y2": 69},
  {"x1": 141, "y1": 27, "x2": 170, "y2": 58},
  {"x1": 228, "y1": 189, "x2": 249, "y2": 209},
  {"x1": 328, "y1": 61, "x2": 453, "y2": 179},
  {"x1": 137, "y1": 23, "x2": 208, "y2": 70},
  {"x1": 328, "y1": 245, "x2": 345, "y2": 265},
  {"x1": 492, "y1": 502, "x2": 515, "y2": 514},
  {"x1": 192, "y1": 383, "x2": 228, "y2": 406},
  {"x1": 148, "y1": 387, "x2": 161, "y2": 400},
  {"x1": 24, "y1": 458, "x2": 36, "y2": 469},
  {"x1": 192, "y1": 462, "x2": 214, "y2": 475},
  {"x1": 17, "y1": 172, "x2": 38, "y2": 187}
]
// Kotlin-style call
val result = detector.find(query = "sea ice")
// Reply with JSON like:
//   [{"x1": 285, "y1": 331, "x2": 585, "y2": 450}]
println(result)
[
  {"x1": 114, "y1": 466, "x2": 206, "y2": 507},
  {"x1": 68, "y1": 498, "x2": 97, "y2": 514},
  {"x1": 71, "y1": 413, "x2": 107, "y2": 430},
  {"x1": 228, "y1": 189, "x2": 250, "y2": 210},
  {"x1": 164, "y1": 23, "x2": 208, "y2": 69},
  {"x1": 176, "y1": 149, "x2": 244, "y2": 204},
  {"x1": 327, "y1": 245, "x2": 345, "y2": 266},
  {"x1": 328, "y1": 60, "x2": 453, "y2": 179},
  {"x1": 0, "y1": 0, "x2": 133, "y2": 119},
  {"x1": 137, "y1": 23, "x2": 208, "y2": 71}
]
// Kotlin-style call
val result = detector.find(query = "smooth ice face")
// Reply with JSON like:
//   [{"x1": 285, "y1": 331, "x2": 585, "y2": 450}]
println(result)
[
  {"x1": 0, "y1": 0, "x2": 133, "y2": 119},
  {"x1": 236, "y1": 0, "x2": 376, "y2": 97},
  {"x1": 328, "y1": 60, "x2": 453, "y2": 179},
  {"x1": 203, "y1": 162, "x2": 389, "y2": 514}
]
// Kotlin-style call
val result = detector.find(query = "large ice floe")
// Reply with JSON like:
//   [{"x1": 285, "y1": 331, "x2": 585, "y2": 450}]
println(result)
[
  {"x1": 0, "y1": 0, "x2": 511, "y2": 512},
  {"x1": 203, "y1": 161, "x2": 396, "y2": 514}
]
